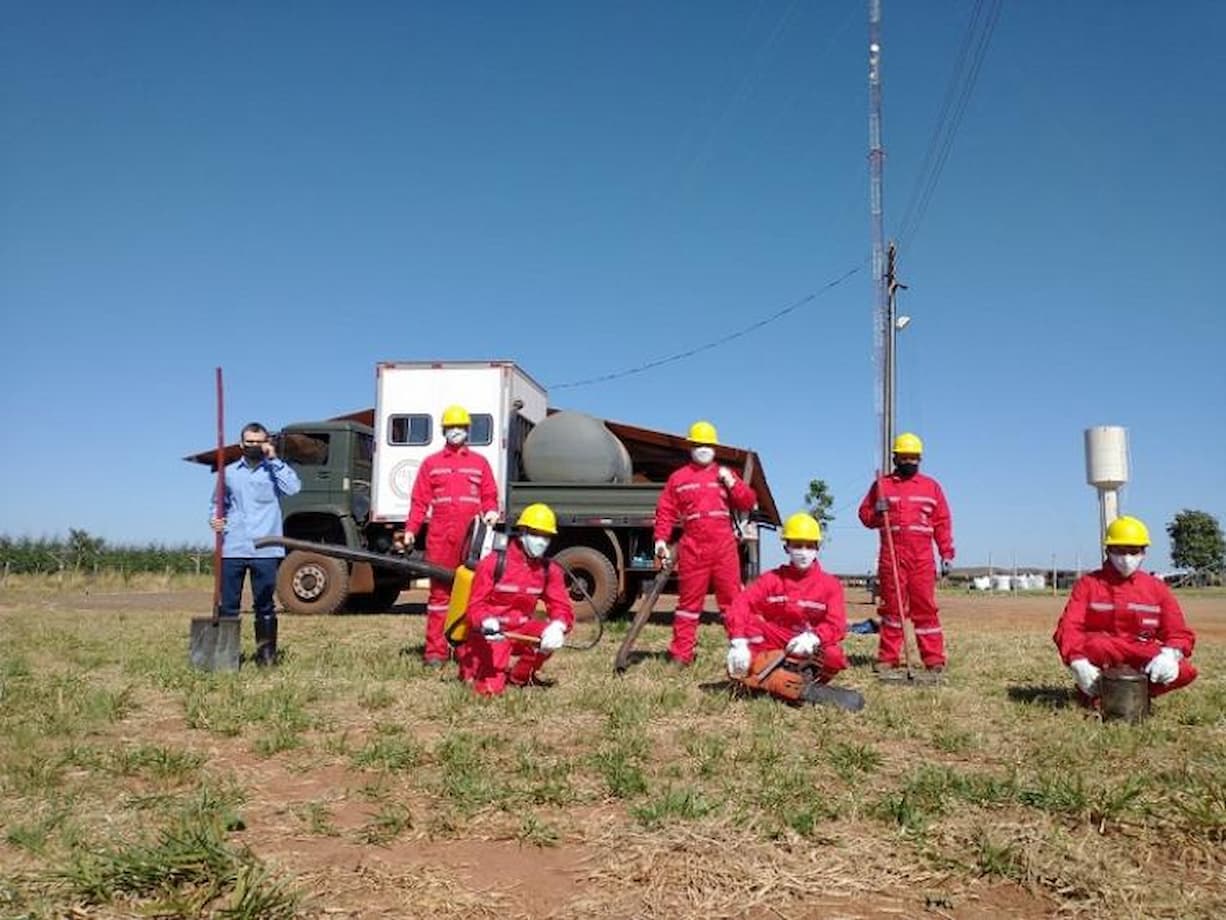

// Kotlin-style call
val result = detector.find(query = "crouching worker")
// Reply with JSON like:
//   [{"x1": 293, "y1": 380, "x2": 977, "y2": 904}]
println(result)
[
  {"x1": 1054, "y1": 516, "x2": 1197, "y2": 706},
  {"x1": 724, "y1": 513, "x2": 854, "y2": 706},
  {"x1": 464, "y1": 503, "x2": 574, "y2": 696}
]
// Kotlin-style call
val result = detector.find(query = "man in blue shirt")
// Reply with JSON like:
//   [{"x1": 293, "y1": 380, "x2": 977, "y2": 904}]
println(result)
[{"x1": 209, "y1": 422, "x2": 301, "y2": 666}]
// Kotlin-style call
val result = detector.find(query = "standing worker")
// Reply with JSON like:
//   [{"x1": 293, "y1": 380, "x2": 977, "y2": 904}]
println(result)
[
  {"x1": 1054, "y1": 516, "x2": 1197, "y2": 705},
  {"x1": 654, "y1": 420, "x2": 757, "y2": 666},
  {"x1": 724, "y1": 512, "x2": 849, "y2": 697},
  {"x1": 209, "y1": 422, "x2": 301, "y2": 666},
  {"x1": 402, "y1": 405, "x2": 500, "y2": 667},
  {"x1": 465, "y1": 503, "x2": 574, "y2": 695},
  {"x1": 858, "y1": 432, "x2": 954, "y2": 672}
]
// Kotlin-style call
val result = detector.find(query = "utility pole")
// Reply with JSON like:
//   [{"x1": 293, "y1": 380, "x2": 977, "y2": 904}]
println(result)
[{"x1": 869, "y1": 1, "x2": 906, "y2": 473}]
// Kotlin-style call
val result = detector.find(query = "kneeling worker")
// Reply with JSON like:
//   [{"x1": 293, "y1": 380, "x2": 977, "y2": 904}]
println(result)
[
  {"x1": 724, "y1": 512, "x2": 849, "y2": 701},
  {"x1": 1054, "y1": 516, "x2": 1197, "y2": 705},
  {"x1": 465, "y1": 503, "x2": 574, "y2": 696}
]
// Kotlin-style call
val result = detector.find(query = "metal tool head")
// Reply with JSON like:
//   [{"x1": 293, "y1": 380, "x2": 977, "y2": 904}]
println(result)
[
  {"x1": 1100, "y1": 666, "x2": 1149, "y2": 724},
  {"x1": 189, "y1": 617, "x2": 241, "y2": 672},
  {"x1": 877, "y1": 666, "x2": 943, "y2": 687}
]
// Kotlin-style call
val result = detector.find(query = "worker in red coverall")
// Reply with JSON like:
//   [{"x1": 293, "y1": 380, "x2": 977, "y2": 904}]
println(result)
[
  {"x1": 402, "y1": 404, "x2": 500, "y2": 667},
  {"x1": 858, "y1": 432, "x2": 954, "y2": 672},
  {"x1": 1054, "y1": 515, "x2": 1197, "y2": 705},
  {"x1": 465, "y1": 503, "x2": 574, "y2": 696},
  {"x1": 654, "y1": 420, "x2": 757, "y2": 666},
  {"x1": 724, "y1": 512, "x2": 848, "y2": 695}
]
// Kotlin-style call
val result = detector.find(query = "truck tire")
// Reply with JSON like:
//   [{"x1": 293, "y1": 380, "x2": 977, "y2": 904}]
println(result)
[
  {"x1": 277, "y1": 550, "x2": 350, "y2": 615},
  {"x1": 553, "y1": 545, "x2": 617, "y2": 622}
]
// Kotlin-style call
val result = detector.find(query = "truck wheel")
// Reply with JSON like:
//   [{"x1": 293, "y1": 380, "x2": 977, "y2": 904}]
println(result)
[
  {"x1": 553, "y1": 546, "x2": 617, "y2": 622},
  {"x1": 277, "y1": 550, "x2": 349, "y2": 615}
]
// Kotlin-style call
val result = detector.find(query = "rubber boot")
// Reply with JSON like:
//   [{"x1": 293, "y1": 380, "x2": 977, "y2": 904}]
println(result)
[{"x1": 254, "y1": 615, "x2": 279, "y2": 667}]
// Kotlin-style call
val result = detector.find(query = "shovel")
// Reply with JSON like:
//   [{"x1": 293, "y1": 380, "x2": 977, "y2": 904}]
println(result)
[
  {"x1": 191, "y1": 367, "x2": 241, "y2": 672},
  {"x1": 875, "y1": 470, "x2": 941, "y2": 688}
]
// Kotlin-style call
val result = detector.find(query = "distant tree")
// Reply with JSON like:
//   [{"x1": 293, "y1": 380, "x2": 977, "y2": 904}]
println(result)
[
  {"x1": 68, "y1": 528, "x2": 106, "y2": 570},
  {"x1": 1167, "y1": 510, "x2": 1225, "y2": 573},
  {"x1": 803, "y1": 479, "x2": 835, "y2": 536}
]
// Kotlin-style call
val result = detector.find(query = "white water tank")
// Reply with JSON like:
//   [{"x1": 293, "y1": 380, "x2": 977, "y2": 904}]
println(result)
[
  {"x1": 991, "y1": 574, "x2": 1013, "y2": 592},
  {"x1": 1029, "y1": 574, "x2": 1047, "y2": 590},
  {"x1": 972, "y1": 576, "x2": 992, "y2": 591},
  {"x1": 1085, "y1": 426, "x2": 1129, "y2": 488}
]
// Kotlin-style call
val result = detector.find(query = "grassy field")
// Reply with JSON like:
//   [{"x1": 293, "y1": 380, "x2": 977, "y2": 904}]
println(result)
[{"x1": 1, "y1": 587, "x2": 1223, "y2": 919}]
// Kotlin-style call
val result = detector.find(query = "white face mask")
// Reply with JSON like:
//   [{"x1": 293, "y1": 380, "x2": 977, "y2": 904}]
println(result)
[
  {"x1": 691, "y1": 446, "x2": 715, "y2": 466},
  {"x1": 788, "y1": 547, "x2": 818, "y2": 570},
  {"x1": 444, "y1": 427, "x2": 468, "y2": 446},
  {"x1": 522, "y1": 534, "x2": 551, "y2": 558},
  {"x1": 1109, "y1": 552, "x2": 1144, "y2": 578}
]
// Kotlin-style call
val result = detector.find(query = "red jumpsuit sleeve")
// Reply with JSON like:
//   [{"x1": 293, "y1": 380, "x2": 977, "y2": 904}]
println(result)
[
  {"x1": 653, "y1": 474, "x2": 680, "y2": 543},
  {"x1": 931, "y1": 481, "x2": 955, "y2": 559},
  {"x1": 726, "y1": 474, "x2": 756, "y2": 512},
  {"x1": 405, "y1": 456, "x2": 432, "y2": 534},
  {"x1": 543, "y1": 561, "x2": 575, "y2": 628},
  {"x1": 1156, "y1": 582, "x2": 1196, "y2": 658},
  {"x1": 726, "y1": 573, "x2": 773, "y2": 640},
  {"x1": 464, "y1": 553, "x2": 500, "y2": 627},
  {"x1": 478, "y1": 455, "x2": 500, "y2": 516},
  {"x1": 858, "y1": 481, "x2": 882, "y2": 529},
  {"x1": 815, "y1": 576, "x2": 848, "y2": 647},
  {"x1": 1053, "y1": 576, "x2": 1091, "y2": 664}
]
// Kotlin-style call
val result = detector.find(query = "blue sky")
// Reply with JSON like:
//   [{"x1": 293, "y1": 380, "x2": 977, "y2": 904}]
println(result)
[{"x1": 2, "y1": 1, "x2": 1223, "y2": 573}]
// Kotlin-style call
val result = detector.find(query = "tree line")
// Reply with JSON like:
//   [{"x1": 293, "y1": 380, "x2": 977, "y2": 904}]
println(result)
[{"x1": 0, "y1": 530, "x2": 213, "y2": 575}]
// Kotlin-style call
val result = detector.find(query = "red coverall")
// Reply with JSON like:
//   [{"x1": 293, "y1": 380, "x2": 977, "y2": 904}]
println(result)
[
  {"x1": 464, "y1": 539, "x2": 575, "y2": 696},
  {"x1": 654, "y1": 462, "x2": 756, "y2": 664},
  {"x1": 406, "y1": 445, "x2": 499, "y2": 663},
  {"x1": 858, "y1": 472, "x2": 954, "y2": 668},
  {"x1": 726, "y1": 561, "x2": 849, "y2": 683},
  {"x1": 1054, "y1": 566, "x2": 1197, "y2": 698}
]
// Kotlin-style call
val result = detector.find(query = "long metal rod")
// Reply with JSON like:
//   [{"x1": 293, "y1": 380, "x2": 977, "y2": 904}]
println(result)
[{"x1": 212, "y1": 367, "x2": 225, "y2": 617}]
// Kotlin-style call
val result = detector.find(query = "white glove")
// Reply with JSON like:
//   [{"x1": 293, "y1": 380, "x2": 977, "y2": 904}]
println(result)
[
  {"x1": 654, "y1": 540, "x2": 671, "y2": 564},
  {"x1": 539, "y1": 620, "x2": 567, "y2": 653},
  {"x1": 785, "y1": 631, "x2": 820, "y2": 657},
  {"x1": 726, "y1": 638, "x2": 751, "y2": 678},
  {"x1": 482, "y1": 510, "x2": 500, "y2": 527},
  {"x1": 1143, "y1": 647, "x2": 1182, "y2": 685},
  {"x1": 481, "y1": 617, "x2": 503, "y2": 638},
  {"x1": 1068, "y1": 658, "x2": 1101, "y2": 696},
  {"x1": 717, "y1": 466, "x2": 736, "y2": 487}
]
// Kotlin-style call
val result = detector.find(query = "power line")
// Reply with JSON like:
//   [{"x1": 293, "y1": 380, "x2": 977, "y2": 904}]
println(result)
[
  {"x1": 548, "y1": 264, "x2": 863, "y2": 390},
  {"x1": 896, "y1": 0, "x2": 1004, "y2": 251}
]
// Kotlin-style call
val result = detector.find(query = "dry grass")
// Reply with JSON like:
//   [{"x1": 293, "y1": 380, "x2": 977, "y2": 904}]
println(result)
[{"x1": 0, "y1": 588, "x2": 1223, "y2": 918}]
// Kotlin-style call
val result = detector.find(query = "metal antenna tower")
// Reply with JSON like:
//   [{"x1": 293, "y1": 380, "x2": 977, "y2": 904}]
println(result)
[{"x1": 868, "y1": 0, "x2": 893, "y2": 473}]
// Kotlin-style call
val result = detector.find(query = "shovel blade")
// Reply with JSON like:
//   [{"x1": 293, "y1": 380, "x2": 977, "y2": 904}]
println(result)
[{"x1": 190, "y1": 617, "x2": 241, "y2": 672}]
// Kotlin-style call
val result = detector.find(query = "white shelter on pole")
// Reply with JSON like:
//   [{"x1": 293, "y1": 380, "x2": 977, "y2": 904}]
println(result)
[{"x1": 1084, "y1": 426, "x2": 1129, "y2": 545}]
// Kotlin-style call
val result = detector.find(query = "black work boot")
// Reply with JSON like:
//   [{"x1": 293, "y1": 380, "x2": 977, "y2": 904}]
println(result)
[{"x1": 254, "y1": 615, "x2": 279, "y2": 667}]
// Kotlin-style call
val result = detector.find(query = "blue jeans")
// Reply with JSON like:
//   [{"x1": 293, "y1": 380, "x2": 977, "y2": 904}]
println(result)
[{"x1": 220, "y1": 557, "x2": 280, "y2": 619}]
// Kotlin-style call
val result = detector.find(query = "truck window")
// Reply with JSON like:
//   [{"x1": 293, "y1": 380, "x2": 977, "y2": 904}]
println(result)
[
  {"x1": 388, "y1": 415, "x2": 431, "y2": 445},
  {"x1": 354, "y1": 432, "x2": 374, "y2": 465},
  {"x1": 282, "y1": 432, "x2": 331, "y2": 465},
  {"x1": 469, "y1": 414, "x2": 493, "y2": 446}
]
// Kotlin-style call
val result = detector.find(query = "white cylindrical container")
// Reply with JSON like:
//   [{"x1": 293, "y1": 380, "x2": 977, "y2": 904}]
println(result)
[
  {"x1": 991, "y1": 574, "x2": 1013, "y2": 592},
  {"x1": 1030, "y1": 574, "x2": 1046, "y2": 590},
  {"x1": 972, "y1": 576, "x2": 991, "y2": 591},
  {"x1": 1085, "y1": 426, "x2": 1129, "y2": 488}
]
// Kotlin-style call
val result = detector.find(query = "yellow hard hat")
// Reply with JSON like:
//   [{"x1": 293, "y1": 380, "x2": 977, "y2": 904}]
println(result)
[
  {"x1": 893, "y1": 432, "x2": 923, "y2": 455},
  {"x1": 688, "y1": 420, "x2": 719, "y2": 445},
  {"x1": 516, "y1": 503, "x2": 558, "y2": 536},
  {"x1": 441, "y1": 405, "x2": 471, "y2": 428},
  {"x1": 1104, "y1": 516, "x2": 1150, "y2": 547},
  {"x1": 781, "y1": 512, "x2": 822, "y2": 544}
]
